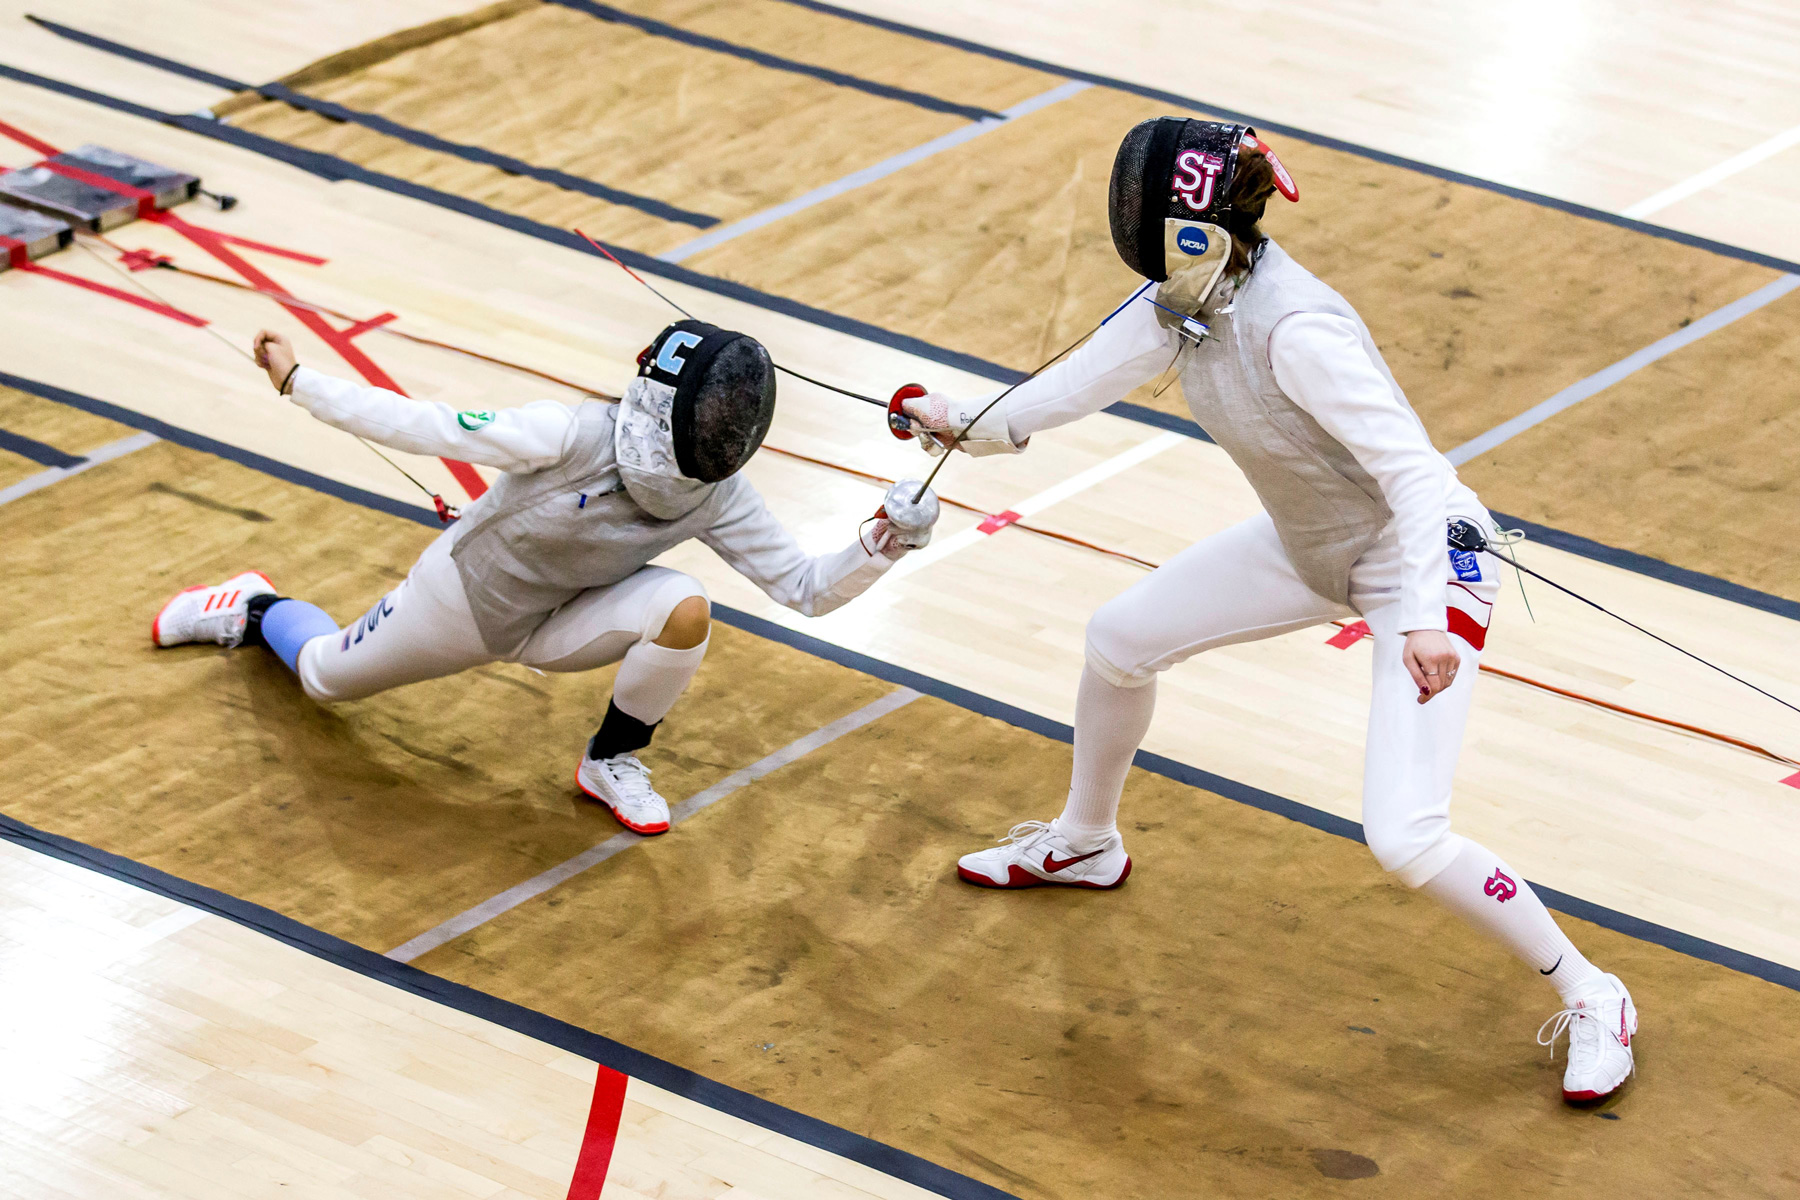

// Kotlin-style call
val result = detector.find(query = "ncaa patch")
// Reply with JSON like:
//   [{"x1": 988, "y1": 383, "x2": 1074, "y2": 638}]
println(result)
[
  {"x1": 1449, "y1": 548, "x2": 1482, "y2": 582},
  {"x1": 456, "y1": 409, "x2": 496, "y2": 431},
  {"x1": 1176, "y1": 226, "x2": 1209, "y2": 256}
]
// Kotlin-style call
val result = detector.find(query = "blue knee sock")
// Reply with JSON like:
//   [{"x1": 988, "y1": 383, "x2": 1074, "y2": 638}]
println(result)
[{"x1": 257, "y1": 599, "x2": 339, "y2": 674}]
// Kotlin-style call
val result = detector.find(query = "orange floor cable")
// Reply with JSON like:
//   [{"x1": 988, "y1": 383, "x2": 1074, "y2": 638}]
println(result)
[{"x1": 110, "y1": 239, "x2": 1795, "y2": 772}]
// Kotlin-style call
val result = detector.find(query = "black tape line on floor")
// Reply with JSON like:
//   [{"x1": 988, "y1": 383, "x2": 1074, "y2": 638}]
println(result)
[
  {"x1": 0, "y1": 812, "x2": 1022, "y2": 1200},
  {"x1": 0, "y1": 426, "x2": 86, "y2": 469},
  {"x1": 0, "y1": 370, "x2": 438, "y2": 528},
  {"x1": 766, "y1": 0, "x2": 1800, "y2": 278},
  {"x1": 5, "y1": 367, "x2": 1799, "y2": 996},
  {"x1": 22, "y1": 16, "x2": 721, "y2": 228},
  {"x1": 544, "y1": 0, "x2": 1004, "y2": 122},
  {"x1": 2, "y1": 62, "x2": 1796, "y2": 627}
]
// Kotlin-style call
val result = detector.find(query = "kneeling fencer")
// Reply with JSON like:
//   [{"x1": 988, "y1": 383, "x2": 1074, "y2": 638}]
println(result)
[
  {"x1": 897, "y1": 119, "x2": 1634, "y2": 1103},
  {"x1": 154, "y1": 321, "x2": 938, "y2": 834}
]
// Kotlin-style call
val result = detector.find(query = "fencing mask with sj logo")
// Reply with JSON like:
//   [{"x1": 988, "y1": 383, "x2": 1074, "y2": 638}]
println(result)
[
  {"x1": 1108, "y1": 118, "x2": 1298, "y2": 330},
  {"x1": 615, "y1": 319, "x2": 777, "y2": 519}
]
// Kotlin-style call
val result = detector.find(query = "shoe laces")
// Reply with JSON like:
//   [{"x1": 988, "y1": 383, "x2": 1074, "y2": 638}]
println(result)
[
  {"x1": 600, "y1": 755, "x2": 655, "y2": 803},
  {"x1": 1536, "y1": 999, "x2": 1618, "y2": 1061},
  {"x1": 998, "y1": 819, "x2": 1054, "y2": 846}
]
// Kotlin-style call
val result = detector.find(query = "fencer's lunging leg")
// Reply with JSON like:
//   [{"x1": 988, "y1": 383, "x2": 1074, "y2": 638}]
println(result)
[
  {"x1": 592, "y1": 594, "x2": 711, "y2": 759},
  {"x1": 520, "y1": 567, "x2": 711, "y2": 835},
  {"x1": 958, "y1": 516, "x2": 1342, "y2": 890},
  {"x1": 1057, "y1": 666, "x2": 1157, "y2": 847}
]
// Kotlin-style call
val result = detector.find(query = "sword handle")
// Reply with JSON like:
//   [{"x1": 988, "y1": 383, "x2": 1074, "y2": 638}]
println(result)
[{"x1": 887, "y1": 383, "x2": 927, "y2": 440}]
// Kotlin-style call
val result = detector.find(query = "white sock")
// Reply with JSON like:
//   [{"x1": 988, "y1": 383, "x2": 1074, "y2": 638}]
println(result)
[
  {"x1": 1055, "y1": 666, "x2": 1156, "y2": 850},
  {"x1": 611, "y1": 636, "x2": 708, "y2": 726},
  {"x1": 1418, "y1": 838, "x2": 1603, "y2": 1002}
]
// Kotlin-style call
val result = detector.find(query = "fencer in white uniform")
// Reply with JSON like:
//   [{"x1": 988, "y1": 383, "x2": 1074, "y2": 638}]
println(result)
[
  {"x1": 899, "y1": 119, "x2": 1635, "y2": 1104},
  {"x1": 153, "y1": 320, "x2": 939, "y2": 836}
]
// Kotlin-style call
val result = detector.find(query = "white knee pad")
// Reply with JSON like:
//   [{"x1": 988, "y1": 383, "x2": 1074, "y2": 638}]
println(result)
[
  {"x1": 1083, "y1": 603, "x2": 1157, "y2": 689},
  {"x1": 1374, "y1": 829, "x2": 1466, "y2": 889}
]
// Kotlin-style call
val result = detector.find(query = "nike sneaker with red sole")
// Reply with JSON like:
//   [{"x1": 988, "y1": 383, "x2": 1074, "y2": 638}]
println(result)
[
  {"x1": 957, "y1": 820, "x2": 1131, "y2": 889},
  {"x1": 1538, "y1": 972, "x2": 1637, "y2": 1102},
  {"x1": 577, "y1": 752, "x2": 670, "y2": 835},
  {"x1": 151, "y1": 570, "x2": 276, "y2": 648}
]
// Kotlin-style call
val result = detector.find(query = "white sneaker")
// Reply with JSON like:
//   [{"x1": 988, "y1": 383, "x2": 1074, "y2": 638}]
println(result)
[
  {"x1": 151, "y1": 570, "x2": 276, "y2": 648},
  {"x1": 956, "y1": 820, "x2": 1131, "y2": 889},
  {"x1": 576, "y1": 753, "x2": 670, "y2": 835},
  {"x1": 1538, "y1": 972, "x2": 1637, "y2": 1102}
]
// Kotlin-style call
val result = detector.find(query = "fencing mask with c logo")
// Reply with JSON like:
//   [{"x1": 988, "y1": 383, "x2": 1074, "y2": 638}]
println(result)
[{"x1": 615, "y1": 320, "x2": 777, "y2": 519}]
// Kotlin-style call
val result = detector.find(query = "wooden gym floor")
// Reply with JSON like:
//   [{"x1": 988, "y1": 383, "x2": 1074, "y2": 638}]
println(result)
[{"x1": 2, "y1": 1, "x2": 1798, "y2": 1197}]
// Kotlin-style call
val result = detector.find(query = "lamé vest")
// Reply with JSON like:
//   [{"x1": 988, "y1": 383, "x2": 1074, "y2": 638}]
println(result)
[
  {"x1": 448, "y1": 401, "x2": 741, "y2": 655},
  {"x1": 1178, "y1": 239, "x2": 1425, "y2": 605}
]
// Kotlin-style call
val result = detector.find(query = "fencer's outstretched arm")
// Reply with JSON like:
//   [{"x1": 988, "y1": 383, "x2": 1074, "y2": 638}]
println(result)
[
  {"x1": 285, "y1": 367, "x2": 578, "y2": 474},
  {"x1": 906, "y1": 287, "x2": 1176, "y2": 453},
  {"x1": 1268, "y1": 312, "x2": 1454, "y2": 634},
  {"x1": 698, "y1": 478, "x2": 896, "y2": 618}
]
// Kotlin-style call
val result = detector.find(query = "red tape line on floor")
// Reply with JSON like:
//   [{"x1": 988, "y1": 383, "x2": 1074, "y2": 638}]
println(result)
[
  {"x1": 17, "y1": 259, "x2": 205, "y2": 324},
  {"x1": 566, "y1": 1065, "x2": 629, "y2": 1200},
  {"x1": 977, "y1": 509, "x2": 1021, "y2": 534},
  {"x1": 39, "y1": 157, "x2": 159, "y2": 217},
  {"x1": 149, "y1": 211, "x2": 488, "y2": 501},
  {"x1": 1325, "y1": 620, "x2": 1370, "y2": 648},
  {"x1": 341, "y1": 312, "x2": 398, "y2": 339}
]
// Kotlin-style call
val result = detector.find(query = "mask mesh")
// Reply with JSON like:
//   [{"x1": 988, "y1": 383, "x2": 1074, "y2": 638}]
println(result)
[
  {"x1": 679, "y1": 336, "x2": 776, "y2": 482},
  {"x1": 1108, "y1": 118, "x2": 1160, "y2": 279}
]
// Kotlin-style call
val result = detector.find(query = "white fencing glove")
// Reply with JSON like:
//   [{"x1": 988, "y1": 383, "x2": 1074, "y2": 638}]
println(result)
[
  {"x1": 867, "y1": 479, "x2": 940, "y2": 560},
  {"x1": 898, "y1": 392, "x2": 1023, "y2": 458}
]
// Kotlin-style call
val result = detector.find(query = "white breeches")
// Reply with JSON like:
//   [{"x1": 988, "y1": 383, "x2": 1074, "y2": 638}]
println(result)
[
  {"x1": 296, "y1": 529, "x2": 708, "y2": 704},
  {"x1": 1083, "y1": 512, "x2": 1501, "y2": 885}
]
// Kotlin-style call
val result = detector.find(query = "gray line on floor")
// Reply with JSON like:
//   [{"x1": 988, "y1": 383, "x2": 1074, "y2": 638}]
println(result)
[
  {"x1": 658, "y1": 80, "x2": 1091, "y2": 263},
  {"x1": 384, "y1": 686, "x2": 922, "y2": 962},
  {"x1": 0, "y1": 431, "x2": 160, "y2": 507},
  {"x1": 1447, "y1": 274, "x2": 1800, "y2": 465}
]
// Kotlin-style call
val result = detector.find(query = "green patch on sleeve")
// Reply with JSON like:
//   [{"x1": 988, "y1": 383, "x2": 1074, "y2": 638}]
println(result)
[{"x1": 456, "y1": 409, "x2": 496, "y2": 431}]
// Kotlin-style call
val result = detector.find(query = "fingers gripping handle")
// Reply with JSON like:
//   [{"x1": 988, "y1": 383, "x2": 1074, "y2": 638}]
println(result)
[
  {"x1": 888, "y1": 383, "x2": 927, "y2": 440},
  {"x1": 874, "y1": 478, "x2": 939, "y2": 550}
]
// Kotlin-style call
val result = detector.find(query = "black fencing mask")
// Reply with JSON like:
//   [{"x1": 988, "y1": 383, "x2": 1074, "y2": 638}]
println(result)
[
  {"x1": 616, "y1": 320, "x2": 777, "y2": 518},
  {"x1": 1108, "y1": 118, "x2": 1298, "y2": 323}
]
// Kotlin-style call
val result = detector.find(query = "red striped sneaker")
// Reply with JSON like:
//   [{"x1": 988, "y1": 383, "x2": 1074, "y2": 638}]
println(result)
[
  {"x1": 957, "y1": 820, "x2": 1131, "y2": 889},
  {"x1": 151, "y1": 571, "x2": 276, "y2": 648}
]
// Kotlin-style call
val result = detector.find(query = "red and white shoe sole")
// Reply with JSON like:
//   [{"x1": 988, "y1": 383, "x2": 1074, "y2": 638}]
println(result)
[
  {"x1": 150, "y1": 570, "x2": 275, "y2": 647},
  {"x1": 574, "y1": 764, "x2": 669, "y2": 835},
  {"x1": 956, "y1": 858, "x2": 1131, "y2": 889},
  {"x1": 1564, "y1": 1071, "x2": 1632, "y2": 1102}
]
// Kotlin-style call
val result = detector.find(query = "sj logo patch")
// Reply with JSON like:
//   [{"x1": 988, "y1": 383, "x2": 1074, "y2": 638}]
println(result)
[
  {"x1": 1484, "y1": 869, "x2": 1518, "y2": 903},
  {"x1": 1449, "y1": 548, "x2": 1482, "y2": 582},
  {"x1": 456, "y1": 409, "x2": 496, "y2": 431},
  {"x1": 1172, "y1": 150, "x2": 1226, "y2": 213}
]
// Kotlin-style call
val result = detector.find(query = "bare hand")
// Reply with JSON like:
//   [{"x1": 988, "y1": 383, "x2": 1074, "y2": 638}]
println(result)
[
  {"x1": 1402, "y1": 629, "x2": 1462, "y2": 705},
  {"x1": 253, "y1": 329, "x2": 298, "y2": 393}
]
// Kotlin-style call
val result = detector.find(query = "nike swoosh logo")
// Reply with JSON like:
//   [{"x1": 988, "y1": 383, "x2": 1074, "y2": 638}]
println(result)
[
  {"x1": 1539, "y1": 955, "x2": 1562, "y2": 976},
  {"x1": 1043, "y1": 848, "x2": 1104, "y2": 873}
]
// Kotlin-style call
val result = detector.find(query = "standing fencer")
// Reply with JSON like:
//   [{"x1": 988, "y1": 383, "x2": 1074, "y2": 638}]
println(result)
[
  {"x1": 897, "y1": 119, "x2": 1634, "y2": 1103},
  {"x1": 153, "y1": 321, "x2": 938, "y2": 834}
]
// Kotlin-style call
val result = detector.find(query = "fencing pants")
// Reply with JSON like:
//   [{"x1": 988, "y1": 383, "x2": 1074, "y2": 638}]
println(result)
[
  {"x1": 1071, "y1": 512, "x2": 1601, "y2": 997},
  {"x1": 292, "y1": 529, "x2": 708, "y2": 720}
]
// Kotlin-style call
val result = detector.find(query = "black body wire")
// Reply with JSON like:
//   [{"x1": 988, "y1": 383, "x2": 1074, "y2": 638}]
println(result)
[
  {"x1": 1451, "y1": 520, "x2": 1800, "y2": 718},
  {"x1": 574, "y1": 229, "x2": 882, "y2": 407}
]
